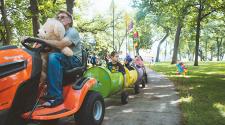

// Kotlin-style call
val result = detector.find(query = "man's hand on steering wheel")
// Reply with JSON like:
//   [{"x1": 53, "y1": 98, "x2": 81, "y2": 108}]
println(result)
[
  {"x1": 33, "y1": 42, "x2": 52, "y2": 52},
  {"x1": 33, "y1": 42, "x2": 42, "y2": 48},
  {"x1": 21, "y1": 36, "x2": 51, "y2": 53}
]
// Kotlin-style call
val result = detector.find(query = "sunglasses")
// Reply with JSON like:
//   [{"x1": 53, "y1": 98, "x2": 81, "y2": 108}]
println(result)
[{"x1": 57, "y1": 15, "x2": 68, "y2": 20}]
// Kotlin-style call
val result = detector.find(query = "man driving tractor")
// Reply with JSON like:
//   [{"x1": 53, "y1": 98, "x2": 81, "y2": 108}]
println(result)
[{"x1": 38, "y1": 10, "x2": 82, "y2": 107}]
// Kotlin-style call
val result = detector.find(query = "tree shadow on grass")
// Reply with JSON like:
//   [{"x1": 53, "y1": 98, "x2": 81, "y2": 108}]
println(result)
[{"x1": 168, "y1": 74, "x2": 225, "y2": 125}]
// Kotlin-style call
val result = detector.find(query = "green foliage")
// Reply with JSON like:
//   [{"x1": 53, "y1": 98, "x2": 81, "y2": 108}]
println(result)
[
  {"x1": 1, "y1": 0, "x2": 224, "y2": 61},
  {"x1": 136, "y1": 16, "x2": 153, "y2": 49},
  {"x1": 38, "y1": 0, "x2": 65, "y2": 23},
  {"x1": 133, "y1": 0, "x2": 225, "y2": 61},
  {"x1": 1, "y1": 0, "x2": 65, "y2": 45}
]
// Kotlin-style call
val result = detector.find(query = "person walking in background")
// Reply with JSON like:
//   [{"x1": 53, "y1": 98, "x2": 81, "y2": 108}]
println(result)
[
  {"x1": 151, "y1": 57, "x2": 154, "y2": 64},
  {"x1": 91, "y1": 53, "x2": 97, "y2": 66}
]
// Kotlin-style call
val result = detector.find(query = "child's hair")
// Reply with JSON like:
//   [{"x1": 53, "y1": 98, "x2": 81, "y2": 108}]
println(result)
[{"x1": 111, "y1": 51, "x2": 117, "y2": 57}]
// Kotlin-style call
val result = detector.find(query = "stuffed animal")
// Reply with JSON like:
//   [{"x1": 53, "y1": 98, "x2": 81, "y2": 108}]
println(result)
[
  {"x1": 38, "y1": 18, "x2": 73, "y2": 56},
  {"x1": 37, "y1": 18, "x2": 73, "y2": 83}
]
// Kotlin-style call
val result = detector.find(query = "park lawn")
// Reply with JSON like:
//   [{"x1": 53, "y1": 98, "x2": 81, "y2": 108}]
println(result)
[{"x1": 150, "y1": 62, "x2": 225, "y2": 125}]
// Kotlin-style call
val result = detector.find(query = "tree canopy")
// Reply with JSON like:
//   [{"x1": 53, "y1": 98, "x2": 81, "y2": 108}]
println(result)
[{"x1": 0, "y1": 0, "x2": 224, "y2": 64}]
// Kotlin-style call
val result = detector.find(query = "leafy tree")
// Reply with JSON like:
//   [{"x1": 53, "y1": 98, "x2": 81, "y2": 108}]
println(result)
[
  {"x1": 133, "y1": 0, "x2": 172, "y2": 62},
  {"x1": 192, "y1": 0, "x2": 225, "y2": 66},
  {"x1": 0, "y1": 0, "x2": 11, "y2": 45},
  {"x1": 135, "y1": 14, "x2": 153, "y2": 54},
  {"x1": 170, "y1": 1, "x2": 193, "y2": 64}
]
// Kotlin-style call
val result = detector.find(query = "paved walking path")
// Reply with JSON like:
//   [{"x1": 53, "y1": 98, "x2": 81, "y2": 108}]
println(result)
[{"x1": 102, "y1": 68, "x2": 182, "y2": 125}]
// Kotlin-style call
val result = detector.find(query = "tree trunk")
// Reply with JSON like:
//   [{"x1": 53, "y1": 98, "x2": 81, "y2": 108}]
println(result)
[
  {"x1": 178, "y1": 50, "x2": 181, "y2": 61},
  {"x1": 164, "y1": 40, "x2": 167, "y2": 61},
  {"x1": 194, "y1": 7, "x2": 202, "y2": 66},
  {"x1": 216, "y1": 37, "x2": 222, "y2": 61},
  {"x1": 205, "y1": 40, "x2": 208, "y2": 61},
  {"x1": 0, "y1": 30, "x2": 6, "y2": 44},
  {"x1": 220, "y1": 39, "x2": 224, "y2": 60},
  {"x1": 155, "y1": 31, "x2": 169, "y2": 62},
  {"x1": 171, "y1": 19, "x2": 182, "y2": 64},
  {"x1": 187, "y1": 50, "x2": 191, "y2": 61},
  {"x1": 199, "y1": 49, "x2": 204, "y2": 61},
  {"x1": 30, "y1": 0, "x2": 40, "y2": 37},
  {"x1": 210, "y1": 47, "x2": 213, "y2": 61},
  {"x1": 0, "y1": 0, "x2": 11, "y2": 45},
  {"x1": 66, "y1": 0, "x2": 75, "y2": 14},
  {"x1": 216, "y1": 38, "x2": 220, "y2": 61}
]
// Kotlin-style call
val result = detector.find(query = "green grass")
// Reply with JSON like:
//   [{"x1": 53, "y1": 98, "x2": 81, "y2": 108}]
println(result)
[{"x1": 149, "y1": 62, "x2": 225, "y2": 125}]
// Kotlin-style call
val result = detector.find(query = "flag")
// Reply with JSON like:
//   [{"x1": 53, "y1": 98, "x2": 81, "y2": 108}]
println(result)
[
  {"x1": 128, "y1": 20, "x2": 133, "y2": 33},
  {"x1": 133, "y1": 31, "x2": 139, "y2": 38},
  {"x1": 134, "y1": 42, "x2": 138, "y2": 48},
  {"x1": 133, "y1": 31, "x2": 139, "y2": 48},
  {"x1": 124, "y1": 12, "x2": 130, "y2": 29}
]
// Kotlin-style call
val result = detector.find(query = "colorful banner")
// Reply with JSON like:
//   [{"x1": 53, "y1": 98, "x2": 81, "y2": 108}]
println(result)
[
  {"x1": 133, "y1": 31, "x2": 138, "y2": 38},
  {"x1": 124, "y1": 12, "x2": 130, "y2": 28},
  {"x1": 128, "y1": 20, "x2": 133, "y2": 33},
  {"x1": 133, "y1": 31, "x2": 139, "y2": 48}
]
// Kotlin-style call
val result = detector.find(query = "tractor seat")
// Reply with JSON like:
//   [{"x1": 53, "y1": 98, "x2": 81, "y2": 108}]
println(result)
[{"x1": 63, "y1": 66, "x2": 86, "y2": 85}]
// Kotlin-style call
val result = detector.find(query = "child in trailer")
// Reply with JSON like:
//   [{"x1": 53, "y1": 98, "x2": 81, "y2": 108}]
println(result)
[
  {"x1": 134, "y1": 55, "x2": 144, "y2": 68},
  {"x1": 107, "y1": 51, "x2": 125, "y2": 74},
  {"x1": 124, "y1": 54, "x2": 133, "y2": 70},
  {"x1": 176, "y1": 61, "x2": 188, "y2": 76},
  {"x1": 134, "y1": 55, "x2": 147, "y2": 79},
  {"x1": 107, "y1": 51, "x2": 126, "y2": 84}
]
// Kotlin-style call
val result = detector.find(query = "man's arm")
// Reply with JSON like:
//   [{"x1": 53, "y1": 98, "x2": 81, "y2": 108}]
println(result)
[{"x1": 44, "y1": 37, "x2": 72, "y2": 49}]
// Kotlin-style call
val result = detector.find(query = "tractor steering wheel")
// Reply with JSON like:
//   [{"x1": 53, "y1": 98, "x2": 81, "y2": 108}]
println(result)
[{"x1": 21, "y1": 37, "x2": 51, "y2": 52}]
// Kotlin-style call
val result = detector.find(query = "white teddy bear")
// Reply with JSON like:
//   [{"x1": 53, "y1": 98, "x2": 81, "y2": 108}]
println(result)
[
  {"x1": 38, "y1": 18, "x2": 73, "y2": 56},
  {"x1": 38, "y1": 18, "x2": 73, "y2": 83}
]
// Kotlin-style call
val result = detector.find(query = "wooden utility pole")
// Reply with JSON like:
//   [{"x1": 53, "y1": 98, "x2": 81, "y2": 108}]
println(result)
[
  {"x1": 30, "y1": 0, "x2": 40, "y2": 37},
  {"x1": 0, "y1": 0, "x2": 11, "y2": 45},
  {"x1": 66, "y1": 0, "x2": 75, "y2": 14},
  {"x1": 112, "y1": 0, "x2": 115, "y2": 50}
]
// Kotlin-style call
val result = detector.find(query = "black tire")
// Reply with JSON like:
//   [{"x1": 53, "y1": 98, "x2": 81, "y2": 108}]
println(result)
[
  {"x1": 141, "y1": 78, "x2": 146, "y2": 88},
  {"x1": 134, "y1": 84, "x2": 140, "y2": 94},
  {"x1": 141, "y1": 74, "x2": 147, "y2": 88},
  {"x1": 121, "y1": 91, "x2": 129, "y2": 105},
  {"x1": 141, "y1": 81, "x2": 146, "y2": 88},
  {"x1": 40, "y1": 119, "x2": 59, "y2": 125},
  {"x1": 3, "y1": 75, "x2": 40, "y2": 125},
  {"x1": 3, "y1": 114, "x2": 27, "y2": 125},
  {"x1": 75, "y1": 91, "x2": 105, "y2": 125},
  {"x1": 144, "y1": 73, "x2": 148, "y2": 83}
]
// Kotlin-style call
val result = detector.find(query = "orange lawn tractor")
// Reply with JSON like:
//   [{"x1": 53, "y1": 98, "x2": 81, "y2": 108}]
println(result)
[{"x1": 0, "y1": 37, "x2": 105, "y2": 125}]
